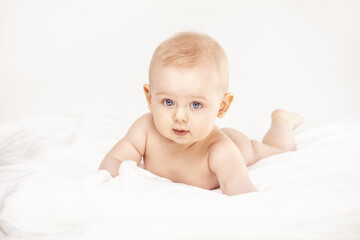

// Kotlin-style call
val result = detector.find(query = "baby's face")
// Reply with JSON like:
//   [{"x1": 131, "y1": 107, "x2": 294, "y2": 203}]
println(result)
[{"x1": 145, "y1": 65, "x2": 227, "y2": 146}]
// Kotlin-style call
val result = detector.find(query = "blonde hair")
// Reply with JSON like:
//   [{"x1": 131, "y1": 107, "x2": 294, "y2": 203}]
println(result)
[{"x1": 149, "y1": 32, "x2": 229, "y2": 91}]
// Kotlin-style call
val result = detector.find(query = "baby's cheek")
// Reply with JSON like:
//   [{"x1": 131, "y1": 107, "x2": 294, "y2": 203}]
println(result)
[
  {"x1": 155, "y1": 112, "x2": 172, "y2": 134},
  {"x1": 194, "y1": 117, "x2": 214, "y2": 137}
]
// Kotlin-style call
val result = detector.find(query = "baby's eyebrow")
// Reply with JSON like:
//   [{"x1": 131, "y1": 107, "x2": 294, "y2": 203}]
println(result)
[
  {"x1": 188, "y1": 95, "x2": 208, "y2": 101},
  {"x1": 155, "y1": 92, "x2": 208, "y2": 101},
  {"x1": 155, "y1": 92, "x2": 168, "y2": 96}
]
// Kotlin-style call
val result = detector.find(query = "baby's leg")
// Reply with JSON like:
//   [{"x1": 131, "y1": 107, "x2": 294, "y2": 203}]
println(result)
[
  {"x1": 262, "y1": 109, "x2": 304, "y2": 151},
  {"x1": 222, "y1": 110, "x2": 303, "y2": 166}
]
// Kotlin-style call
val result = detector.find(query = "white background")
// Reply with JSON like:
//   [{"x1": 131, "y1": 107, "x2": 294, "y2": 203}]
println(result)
[{"x1": 1, "y1": 0, "x2": 359, "y2": 137}]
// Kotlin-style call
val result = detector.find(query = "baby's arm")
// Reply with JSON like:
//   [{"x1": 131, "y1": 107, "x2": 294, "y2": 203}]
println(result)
[
  {"x1": 98, "y1": 114, "x2": 148, "y2": 177},
  {"x1": 208, "y1": 140, "x2": 257, "y2": 196}
]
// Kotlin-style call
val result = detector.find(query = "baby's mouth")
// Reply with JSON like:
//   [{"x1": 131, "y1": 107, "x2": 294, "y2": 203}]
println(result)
[{"x1": 173, "y1": 129, "x2": 189, "y2": 136}]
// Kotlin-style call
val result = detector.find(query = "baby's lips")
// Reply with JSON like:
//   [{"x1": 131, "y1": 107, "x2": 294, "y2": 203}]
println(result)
[{"x1": 173, "y1": 129, "x2": 189, "y2": 136}]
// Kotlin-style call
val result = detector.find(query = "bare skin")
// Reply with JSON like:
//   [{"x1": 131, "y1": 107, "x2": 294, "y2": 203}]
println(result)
[
  {"x1": 99, "y1": 109, "x2": 303, "y2": 195},
  {"x1": 99, "y1": 61, "x2": 304, "y2": 196},
  {"x1": 222, "y1": 109, "x2": 304, "y2": 167}
]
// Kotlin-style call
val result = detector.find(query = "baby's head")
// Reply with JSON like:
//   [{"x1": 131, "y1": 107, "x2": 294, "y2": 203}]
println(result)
[
  {"x1": 149, "y1": 32, "x2": 229, "y2": 94},
  {"x1": 144, "y1": 32, "x2": 234, "y2": 145}
]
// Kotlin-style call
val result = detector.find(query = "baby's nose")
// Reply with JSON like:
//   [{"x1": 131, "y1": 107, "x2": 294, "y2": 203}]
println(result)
[{"x1": 173, "y1": 107, "x2": 188, "y2": 122}]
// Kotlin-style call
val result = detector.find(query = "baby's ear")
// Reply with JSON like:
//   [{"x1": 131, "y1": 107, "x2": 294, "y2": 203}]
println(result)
[
  {"x1": 143, "y1": 84, "x2": 152, "y2": 111},
  {"x1": 217, "y1": 92, "x2": 234, "y2": 118}
]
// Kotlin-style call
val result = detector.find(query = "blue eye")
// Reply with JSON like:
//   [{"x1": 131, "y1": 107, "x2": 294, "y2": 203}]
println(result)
[
  {"x1": 191, "y1": 102, "x2": 202, "y2": 109},
  {"x1": 163, "y1": 99, "x2": 174, "y2": 106}
]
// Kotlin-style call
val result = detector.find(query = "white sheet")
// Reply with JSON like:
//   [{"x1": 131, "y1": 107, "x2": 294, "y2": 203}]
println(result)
[{"x1": 0, "y1": 115, "x2": 360, "y2": 239}]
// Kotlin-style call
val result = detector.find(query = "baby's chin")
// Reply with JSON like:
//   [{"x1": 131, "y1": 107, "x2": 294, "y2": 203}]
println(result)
[
  {"x1": 167, "y1": 133, "x2": 195, "y2": 145},
  {"x1": 155, "y1": 124, "x2": 214, "y2": 145},
  {"x1": 168, "y1": 132, "x2": 211, "y2": 146}
]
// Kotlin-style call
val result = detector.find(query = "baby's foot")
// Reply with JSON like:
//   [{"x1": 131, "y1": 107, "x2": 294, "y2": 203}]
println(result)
[{"x1": 271, "y1": 109, "x2": 304, "y2": 130}]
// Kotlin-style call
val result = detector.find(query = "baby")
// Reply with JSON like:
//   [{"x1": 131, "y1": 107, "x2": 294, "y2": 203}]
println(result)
[{"x1": 99, "y1": 32, "x2": 303, "y2": 196}]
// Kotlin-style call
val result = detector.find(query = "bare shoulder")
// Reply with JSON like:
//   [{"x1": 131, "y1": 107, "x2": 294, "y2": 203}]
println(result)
[
  {"x1": 131, "y1": 112, "x2": 153, "y2": 127},
  {"x1": 207, "y1": 130, "x2": 254, "y2": 195},
  {"x1": 102, "y1": 113, "x2": 155, "y2": 168},
  {"x1": 122, "y1": 113, "x2": 154, "y2": 148},
  {"x1": 207, "y1": 130, "x2": 243, "y2": 174},
  {"x1": 127, "y1": 113, "x2": 154, "y2": 134}
]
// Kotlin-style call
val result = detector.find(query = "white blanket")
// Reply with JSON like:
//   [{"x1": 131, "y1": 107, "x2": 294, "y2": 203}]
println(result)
[{"x1": 0, "y1": 115, "x2": 360, "y2": 239}]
